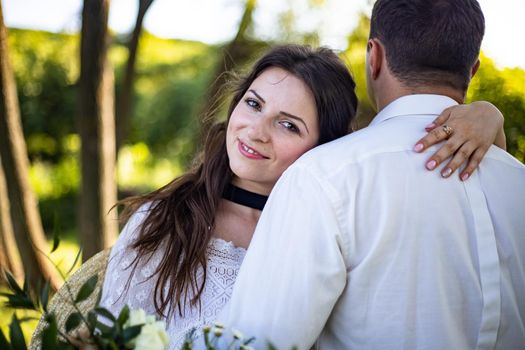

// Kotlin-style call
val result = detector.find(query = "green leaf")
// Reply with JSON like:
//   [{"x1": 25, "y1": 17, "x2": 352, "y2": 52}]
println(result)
[
  {"x1": 244, "y1": 336, "x2": 255, "y2": 345},
  {"x1": 22, "y1": 275, "x2": 31, "y2": 295},
  {"x1": 267, "y1": 343, "x2": 278, "y2": 350},
  {"x1": 108, "y1": 341, "x2": 120, "y2": 350},
  {"x1": 94, "y1": 307, "x2": 117, "y2": 323},
  {"x1": 87, "y1": 310, "x2": 98, "y2": 328},
  {"x1": 50, "y1": 212, "x2": 61, "y2": 253},
  {"x1": 44, "y1": 312, "x2": 55, "y2": 324},
  {"x1": 9, "y1": 314, "x2": 27, "y2": 350},
  {"x1": 116, "y1": 304, "x2": 130, "y2": 328},
  {"x1": 4, "y1": 271, "x2": 24, "y2": 295},
  {"x1": 65, "y1": 312, "x2": 82, "y2": 333},
  {"x1": 122, "y1": 324, "x2": 142, "y2": 343},
  {"x1": 94, "y1": 320, "x2": 113, "y2": 335},
  {"x1": 41, "y1": 315, "x2": 58, "y2": 350},
  {"x1": 40, "y1": 280, "x2": 50, "y2": 312},
  {"x1": 51, "y1": 233, "x2": 60, "y2": 253},
  {"x1": 181, "y1": 340, "x2": 192, "y2": 350},
  {"x1": 95, "y1": 285, "x2": 103, "y2": 306},
  {"x1": 0, "y1": 328, "x2": 13, "y2": 350},
  {"x1": 75, "y1": 275, "x2": 98, "y2": 303},
  {"x1": 0, "y1": 292, "x2": 36, "y2": 310},
  {"x1": 66, "y1": 248, "x2": 82, "y2": 275}
]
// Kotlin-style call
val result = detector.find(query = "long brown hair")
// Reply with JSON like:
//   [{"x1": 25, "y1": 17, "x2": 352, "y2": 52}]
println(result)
[{"x1": 118, "y1": 44, "x2": 358, "y2": 317}]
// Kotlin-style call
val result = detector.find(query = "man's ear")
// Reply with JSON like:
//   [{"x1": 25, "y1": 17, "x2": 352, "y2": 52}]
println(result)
[
  {"x1": 471, "y1": 59, "x2": 481, "y2": 78},
  {"x1": 367, "y1": 38, "x2": 383, "y2": 80}
]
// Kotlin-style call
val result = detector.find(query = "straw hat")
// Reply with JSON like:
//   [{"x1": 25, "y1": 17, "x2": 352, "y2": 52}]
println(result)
[{"x1": 29, "y1": 249, "x2": 110, "y2": 349}]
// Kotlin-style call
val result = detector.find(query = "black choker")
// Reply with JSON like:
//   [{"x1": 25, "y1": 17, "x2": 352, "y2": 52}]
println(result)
[{"x1": 222, "y1": 183, "x2": 268, "y2": 211}]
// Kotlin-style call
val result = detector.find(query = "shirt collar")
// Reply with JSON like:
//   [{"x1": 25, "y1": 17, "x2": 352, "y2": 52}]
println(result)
[{"x1": 369, "y1": 94, "x2": 459, "y2": 127}]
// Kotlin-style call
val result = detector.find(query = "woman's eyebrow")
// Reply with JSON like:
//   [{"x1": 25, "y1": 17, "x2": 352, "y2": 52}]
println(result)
[{"x1": 248, "y1": 89, "x2": 265, "y2": 103}]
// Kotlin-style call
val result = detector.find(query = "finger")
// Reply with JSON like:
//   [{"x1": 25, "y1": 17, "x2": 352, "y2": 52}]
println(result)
[
  {"x1": 440, "y1": 141, "x2": 477, "y2": 178},
  {"x1": 459, "y1": 147, "x2": 488, "y2": 181},
  {"x1": 414, "y1": 125, "x2": 453, "y2": 153},
  {"x1": 424, "y1": 136, "x2": 464, "y2": 170},
  {"x1": 426, "y1": 107, "x2": 454, "y2": 131}
]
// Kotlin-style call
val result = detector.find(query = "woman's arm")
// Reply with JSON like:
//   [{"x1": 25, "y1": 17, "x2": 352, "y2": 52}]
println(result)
[{"x1": 414, "y1": 101, "x2": 505, "y2": 181}]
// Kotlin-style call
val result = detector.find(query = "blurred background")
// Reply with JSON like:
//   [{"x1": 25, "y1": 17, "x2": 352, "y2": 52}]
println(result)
[{"x1": 1, "y1": 0, "x2": 524, "y2": 340}]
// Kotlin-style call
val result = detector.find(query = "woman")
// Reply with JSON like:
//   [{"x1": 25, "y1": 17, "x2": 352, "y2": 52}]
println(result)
[{"x1": 99, "y1": 44, "x2": 504, "y2": 349}]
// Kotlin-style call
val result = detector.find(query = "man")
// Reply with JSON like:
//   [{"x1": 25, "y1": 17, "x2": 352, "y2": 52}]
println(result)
[{"x1": 219, "y1": 0, "x2": 525, "y2": 349}]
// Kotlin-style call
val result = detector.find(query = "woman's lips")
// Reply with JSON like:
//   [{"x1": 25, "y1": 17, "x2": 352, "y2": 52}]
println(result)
[{"x1": 238, "y1": 140, "x2": 267, "y2": 159}]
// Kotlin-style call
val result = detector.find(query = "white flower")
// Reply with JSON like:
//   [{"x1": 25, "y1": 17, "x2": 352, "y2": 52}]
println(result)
[
  {"x1": 240, "y1": 345, "x2": 254, "y2": 350},
  {"x1": 125, "y1": 308, "x2": 148, "y2": 327},
  {"x1": 124, "y1": 308, "x2": 170, "y2": 350},
  {"x1": 232, "y1": 328, "x2": 244, "y2": 340},
  {"x1": 133, "y1": 322, "x2": 170, "y2": 350},
  {"x1": 213, "y1": 327, "x2": 223, "y2": 337}
]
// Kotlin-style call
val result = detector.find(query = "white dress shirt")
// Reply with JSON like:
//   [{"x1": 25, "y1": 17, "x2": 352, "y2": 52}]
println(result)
[{"x1": 219, "y1": 95, "x2": 525, "y2": 350}]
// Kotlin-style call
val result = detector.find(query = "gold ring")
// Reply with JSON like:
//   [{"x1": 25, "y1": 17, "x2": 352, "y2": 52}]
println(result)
[{"x1": 442, "y1": 124, "x2": 453, "y2": 137}]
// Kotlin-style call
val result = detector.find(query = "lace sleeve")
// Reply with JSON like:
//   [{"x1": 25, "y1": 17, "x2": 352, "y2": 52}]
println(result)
[{"x1": 99, "y1": 204, "x2": 161, "y2": 318}]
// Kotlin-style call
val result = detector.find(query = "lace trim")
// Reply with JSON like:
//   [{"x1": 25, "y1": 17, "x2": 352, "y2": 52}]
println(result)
[
  {"x1": 100, "y1": 229, "x2": 246, "y2": 350},
  {"x1": 208, "y1": 237, "x2": 247, "y2": 261}
]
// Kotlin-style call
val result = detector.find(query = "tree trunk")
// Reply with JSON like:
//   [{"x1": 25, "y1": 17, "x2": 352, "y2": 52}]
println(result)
[
  {"x1": 0, "y1": 155, "x2": 23, "y2": 281},
  {"x1": 0, "y1": 3, "x2": 61, "y2": 290},
  {"x1": 197, "y1": 0, "x2": 259, "y2": 141},
  {"x1": 78, "y1": 0, "x2": 118, "y2": 262},
  {"x1": 116, "y1": 0, "x2": 155, "y2": 153}
]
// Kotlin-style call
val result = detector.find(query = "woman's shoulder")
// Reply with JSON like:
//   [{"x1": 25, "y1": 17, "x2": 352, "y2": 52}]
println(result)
[{"x1": 112, "y1": 201, "x2": 155, "y2": 250}]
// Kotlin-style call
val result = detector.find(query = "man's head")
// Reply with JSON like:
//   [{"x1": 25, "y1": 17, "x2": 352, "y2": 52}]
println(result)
[{"x1": 366, "y1": 0, "x2": 485, "y2": 106}]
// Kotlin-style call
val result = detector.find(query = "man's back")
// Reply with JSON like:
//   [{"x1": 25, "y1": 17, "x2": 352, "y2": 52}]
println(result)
[
  {"x1": 223, "y1": 95, "x2": 525, "y2": 349},
  {"x1": 311, "y1": 95, "x2": 525, "y2": 349}
]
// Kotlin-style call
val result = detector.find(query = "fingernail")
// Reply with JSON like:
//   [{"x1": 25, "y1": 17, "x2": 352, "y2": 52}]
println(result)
[
  {"x1": 426, "y1": 160, "x2": 437, "y2": 170},
  {"x1": 425, "y1": 122, "x2": 436, "y2": 130},
  {"x1": 441, "y1": 168, "x2": 452, "y2": 178},
  {"x1": 414, "y1": 143, "x2": 424, "y2": 152},
  {"x1": 461, "y1": 173, "x2": 470, "y2": 181}
]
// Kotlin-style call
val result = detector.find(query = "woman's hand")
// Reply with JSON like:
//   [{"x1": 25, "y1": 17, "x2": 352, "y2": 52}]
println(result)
[{"x1": 413, "y1": 101, "x2": 506, "y2": 181}]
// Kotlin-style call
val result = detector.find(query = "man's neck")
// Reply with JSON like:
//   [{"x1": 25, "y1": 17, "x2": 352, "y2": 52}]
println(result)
[{"x1": 374, "y1": 84, "x2": 466, "y2": 112}]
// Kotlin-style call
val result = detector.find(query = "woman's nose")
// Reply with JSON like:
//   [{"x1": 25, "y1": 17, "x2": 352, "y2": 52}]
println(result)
[{"x1": 247, "y1": 117, "x2": 270, "y2": 143}]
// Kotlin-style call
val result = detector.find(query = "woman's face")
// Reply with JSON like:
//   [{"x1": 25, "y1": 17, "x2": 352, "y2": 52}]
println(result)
[{"x1": 226, "y1": 67, "x2": 319, "y2": 195}]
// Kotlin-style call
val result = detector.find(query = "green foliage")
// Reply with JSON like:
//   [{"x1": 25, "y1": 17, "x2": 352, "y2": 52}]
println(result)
[
  {"x1": 341, "y1": 13, "x2": 375, "y2": 129},
  {"x1": 0, "y1": 273, "x2": 36, "y2": 311},
  {"x1": 0, "y1": 328, "x2": 11, "y2": 350},
  {"x1": 183, "y1": 323, "x2": 258, "y2": 350},
  {"x1": 64, "y1": 312, "x2": 82, "y2": 333},
  {"x1": 9, "y1": 29, "x2": 78, "y2": 163},
  {"x1": 112, "y1": 31, "x2": 219, "y2": 164},
  {"x1": 41, "y1": 314, "x2": 59, "y2": 349},
  {"x1": 0, "y1": 239, "x2": 164, "y2": 350},
  {"x1": 467, "y1": 54, "x2": 525, "y2": 162},
  {"x1": 75, "y1": 275, "x2": 98, "y2": 303},
  {"x1": 7, "y1": 28, "x2": 220, "y2": 236},
  {"x1": 9, "y1": 315, "x2": 27, "y2": 350}
]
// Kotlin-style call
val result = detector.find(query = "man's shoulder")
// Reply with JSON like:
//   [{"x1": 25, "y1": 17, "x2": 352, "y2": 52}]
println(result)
[
  {"x1": 296, "y1": 121, "x2": 410, "y2": 171},
  {"x1": 484, "y1": 145, "x2": 525, "y2": 170}
]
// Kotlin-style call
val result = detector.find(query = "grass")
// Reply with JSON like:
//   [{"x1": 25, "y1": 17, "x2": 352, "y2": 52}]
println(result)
[{"x1": 0, "y1": 237, "x2": 82, "y2": 344}]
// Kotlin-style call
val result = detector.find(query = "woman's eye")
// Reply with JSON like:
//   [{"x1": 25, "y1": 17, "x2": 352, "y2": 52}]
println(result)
[
  {"x1": 245, "y1": 98, "x2": 261, "y2": 111},
  {"x1": 280, "y1": 121, "x2": 300, "y2": 133}
]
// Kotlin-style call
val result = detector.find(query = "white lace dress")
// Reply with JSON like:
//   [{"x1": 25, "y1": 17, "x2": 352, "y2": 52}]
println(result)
[{"x1": 99, "y1": 206, "x2": 247, "y2": 349}]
